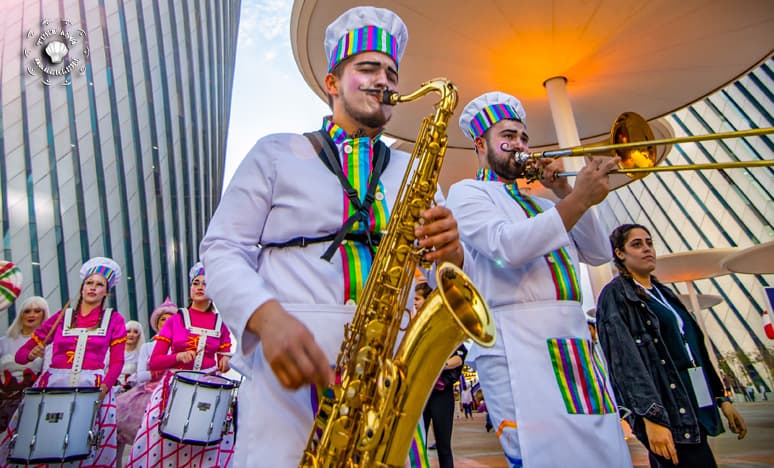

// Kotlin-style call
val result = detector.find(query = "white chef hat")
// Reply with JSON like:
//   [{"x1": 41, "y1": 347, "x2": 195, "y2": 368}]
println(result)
[
  {"x1": 80, "y1": 256, "x2": 122, "y2": 289},
  {"x1": 459, "y1": 91, "x2": 527, "y2": 141},
  {"x1": 189, "y1": 261, "x2": 205, "y2": 284},
  {"x1": 324, "y1": 6, "x2": 408, "y2": 72},
  {"x1": 585, "y1": 308, "x2": 597, "y2": 325}
]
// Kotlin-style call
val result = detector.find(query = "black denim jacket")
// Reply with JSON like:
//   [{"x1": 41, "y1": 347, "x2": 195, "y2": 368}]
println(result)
[{"x1": 596, "y1": 275, "x2": 725, "y2": 444}]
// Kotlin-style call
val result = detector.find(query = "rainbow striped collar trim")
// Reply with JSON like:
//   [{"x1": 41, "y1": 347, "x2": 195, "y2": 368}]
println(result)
[
  {"x1": 467, "y1": 103, "x2": 523, "y2": 139},
  {"x1": 476, "y1": 168, "x2": 515, "y2": 184},
  {"x1": 328, "y1": 25, "x2": 399, "y2": 72},
  {"x1": 322, "y1": 117, "x2": 384, "y2": 146}
]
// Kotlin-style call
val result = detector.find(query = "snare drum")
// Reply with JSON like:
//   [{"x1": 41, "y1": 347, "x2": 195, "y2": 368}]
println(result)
[
  {"x1": 159, "y1": 371, "x2": 239, "y2": 445},
  {"x1": 8, "y1": 387, "x2": 101, "y2": 463}
]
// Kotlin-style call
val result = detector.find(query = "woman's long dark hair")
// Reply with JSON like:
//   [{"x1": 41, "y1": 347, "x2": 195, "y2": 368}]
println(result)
[
  {"x1": 186, "y1": 296, "x2": 215, "y2": 312},
  {"x1": 609, "y1": 223, "x2": 654, "y2": 300}
]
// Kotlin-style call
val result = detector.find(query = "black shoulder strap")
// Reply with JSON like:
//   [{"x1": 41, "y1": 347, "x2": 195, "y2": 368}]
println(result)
[{"x1": 303, "y1": 130, "x2": 391, "y2": 260}]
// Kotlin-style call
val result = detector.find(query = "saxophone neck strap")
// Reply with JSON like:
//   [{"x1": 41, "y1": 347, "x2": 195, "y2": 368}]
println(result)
[{"x1": 304, "y1": 130, "x2": 390, "y2": 261}]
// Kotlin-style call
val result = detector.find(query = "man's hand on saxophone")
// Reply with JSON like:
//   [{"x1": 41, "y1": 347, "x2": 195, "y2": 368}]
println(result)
[{"x1": 414, "y1": 205, "x2": 465, "y2": 268}]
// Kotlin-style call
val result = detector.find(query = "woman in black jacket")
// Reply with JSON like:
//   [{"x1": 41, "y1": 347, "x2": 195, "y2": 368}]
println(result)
[{"x1": 596, "y1": 224, "x2": 747, "y2": 467}]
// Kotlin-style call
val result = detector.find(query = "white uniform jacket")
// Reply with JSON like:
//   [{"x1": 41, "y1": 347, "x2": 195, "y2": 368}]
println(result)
[
  {"x1": 446, "y1": 178, "x2": 610, "y2": 358},
  {"x1": 201, "y1": 132, "x2": 470, "y2": 365},
  {"x1": 200, "y1": 132, "x2": 470, "y2": 467},
  {"x1": 446, "y1": 179, "x2": 631, "y2": 467}
]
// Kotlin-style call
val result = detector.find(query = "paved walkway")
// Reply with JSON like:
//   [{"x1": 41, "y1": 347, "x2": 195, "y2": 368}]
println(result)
[{"x1": 427, "y1": 401, "x2": 774, "y2": 467}]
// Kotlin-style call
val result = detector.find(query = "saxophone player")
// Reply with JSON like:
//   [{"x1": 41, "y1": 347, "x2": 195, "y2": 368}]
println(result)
[
  {"x1": 201, "y1": 7, "x2": 468, "y2": 467},
  {"x1": 446, "y1": 92, "x2": 631, "y2": 467}
]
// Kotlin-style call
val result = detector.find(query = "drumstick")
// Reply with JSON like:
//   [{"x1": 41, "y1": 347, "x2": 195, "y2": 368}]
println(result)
[{"x1": 42, "y1": 299, "x2": 70, "y2": 346}]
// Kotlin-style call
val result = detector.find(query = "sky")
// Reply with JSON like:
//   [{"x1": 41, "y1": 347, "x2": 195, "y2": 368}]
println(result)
[{"x1": 224, "y1": 0, "x2": 328, "y2": 188}]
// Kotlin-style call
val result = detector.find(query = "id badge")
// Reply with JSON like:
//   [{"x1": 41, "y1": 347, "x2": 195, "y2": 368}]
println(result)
[{"x1": 687, "y1": 367, "x2": 713, "y2": 407}]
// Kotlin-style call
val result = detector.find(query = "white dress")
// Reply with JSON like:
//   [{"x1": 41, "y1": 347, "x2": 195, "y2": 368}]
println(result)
[{"x1": 117, "y1": 348, "x2": 139, "y2": 389}]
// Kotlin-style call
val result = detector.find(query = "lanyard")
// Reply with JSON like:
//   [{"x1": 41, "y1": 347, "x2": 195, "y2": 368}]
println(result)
[{"x1": 643, "y1": 285, "x2": 697, "y2": 366}]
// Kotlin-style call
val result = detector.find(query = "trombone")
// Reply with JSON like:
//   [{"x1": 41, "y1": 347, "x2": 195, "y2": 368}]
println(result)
[{"x1": 502, "y1": 112, "x2": 774, "y2": 182}]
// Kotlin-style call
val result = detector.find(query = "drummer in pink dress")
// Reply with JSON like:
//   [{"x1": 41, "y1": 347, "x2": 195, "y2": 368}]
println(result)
[
  {"x1": 0, "y1": 256, "x2": 127, "y2": 468},
  {"x1": 115, "y1": 298, "x2": 176, "y2": 467},
  {"x1": 128, "y1": 262, "x2": 233, "y2": 468}
]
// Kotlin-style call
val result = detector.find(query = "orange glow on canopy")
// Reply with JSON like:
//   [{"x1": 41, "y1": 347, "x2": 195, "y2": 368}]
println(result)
[{"x1": 487, "y1": 28, "x2": 611, "y2": 100}]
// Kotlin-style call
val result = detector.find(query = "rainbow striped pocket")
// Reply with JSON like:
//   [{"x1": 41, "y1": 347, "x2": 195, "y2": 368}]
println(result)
[{"x1": 547, "y1": 337, "x2": 616, "y2": 415}]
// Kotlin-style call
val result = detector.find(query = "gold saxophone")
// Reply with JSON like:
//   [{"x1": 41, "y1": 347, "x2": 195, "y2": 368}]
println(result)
[{"x1": 299, "y1": 78, "x2": 495, "y2": 468}]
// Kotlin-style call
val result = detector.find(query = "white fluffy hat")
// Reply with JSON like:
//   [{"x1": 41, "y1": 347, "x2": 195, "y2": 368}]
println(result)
[
  {"x1": 189, "y1": 262, "x2": 205, "y2": 284},
  {"x1": 585, "y1": 308, "x2": 597, "y2": 325},
  {"x1": 459, "y1": 91, "x2": 527, "y2": 141},
  {"x1": 79, "y1": 256, "x2": 122, "y2": 289},
  {"x1": 324, "y1": 6, "x2": 408, "y2": 72}
]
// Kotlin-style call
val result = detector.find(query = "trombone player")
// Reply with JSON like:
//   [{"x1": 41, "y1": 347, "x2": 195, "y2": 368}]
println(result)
[{"x1": 446, "y1": 91, "x2": 631, "y2": 467}]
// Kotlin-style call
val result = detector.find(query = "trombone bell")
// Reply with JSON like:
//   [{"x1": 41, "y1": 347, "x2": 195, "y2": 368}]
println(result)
[{"x1": 610, "y1": 112, "x2": 657, "y2": 178}]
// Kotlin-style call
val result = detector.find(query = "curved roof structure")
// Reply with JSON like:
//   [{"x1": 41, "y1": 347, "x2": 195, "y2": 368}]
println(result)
[
  {"x1": 653, "y1": 248, "x2": 737, "y2": 283},
  {"x1": 723, "y1": 242, "x2": 774, "y2": 275},
  {"x1": 290, "y1": 0, "x2": 774, "y2": 396},
  {"x1": 291, "y1": 0, "x2": 774, "y2": 149}
]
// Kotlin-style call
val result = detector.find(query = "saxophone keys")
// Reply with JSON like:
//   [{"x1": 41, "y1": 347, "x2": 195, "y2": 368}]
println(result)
[
  {"x1": 330, "y1": 418, "x2": 351, "y2": 449},
  {"x1": 378, "y1": 360, "x2": 398, "y2": 396},
  {"x1": 344, "y1": 381, "x2": 363, "y2": 408},
  {"x1": 354, "y1": 346, "x2": 376, "y2": 375},
  {"x1": 365, "y1": 320, "x2": 386, "y2": 340},
  {"x1": 358, "y1": 410, "x2": 382, "y2": 451}
]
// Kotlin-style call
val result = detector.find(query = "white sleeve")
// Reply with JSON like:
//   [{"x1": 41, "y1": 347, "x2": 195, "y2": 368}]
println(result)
[
  {"x1": 447, "y1": 181, "x2": 572, "y2": 268},
  {"x1": 200, "y1": 138, "x2": 279, "y2": 359},
  {"x1": 569, "y1": 206, "x2": 612, "y2": 266},
  {"x1": 134, "y1": 342, "x2": 154, "y2": 385}
]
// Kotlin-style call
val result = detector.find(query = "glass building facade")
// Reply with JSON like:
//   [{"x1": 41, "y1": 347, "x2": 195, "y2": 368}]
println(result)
[
  {"x1": 597, "y1": 57, "x2": 774, "y2": 393},
  {"x1": 0, "y1": 0, "x2": 240, "y2": 332}
]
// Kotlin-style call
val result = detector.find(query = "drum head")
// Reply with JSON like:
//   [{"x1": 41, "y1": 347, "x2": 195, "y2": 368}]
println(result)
[
  {"x1": 23, "y1": 386, "x2": 100, "y2": 395},
  {"x1": 174, "y1": 371, "x2": 236, "y2": 389}
]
